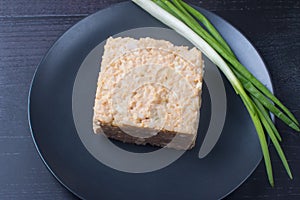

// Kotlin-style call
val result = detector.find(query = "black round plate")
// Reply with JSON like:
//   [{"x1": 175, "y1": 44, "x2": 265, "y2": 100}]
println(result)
[{"x1": 28, "y1": 2, "x2": 273, "y2": 199}]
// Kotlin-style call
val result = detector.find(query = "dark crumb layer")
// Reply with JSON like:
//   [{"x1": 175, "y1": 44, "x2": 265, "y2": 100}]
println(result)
[{"x1": 95, "y1": 123, "x2": 195, "y2": 150}]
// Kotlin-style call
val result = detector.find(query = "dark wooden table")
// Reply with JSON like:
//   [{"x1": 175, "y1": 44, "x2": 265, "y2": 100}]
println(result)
[{"x1": 1, "y1": 0, "x2": 299, "y2": 199}]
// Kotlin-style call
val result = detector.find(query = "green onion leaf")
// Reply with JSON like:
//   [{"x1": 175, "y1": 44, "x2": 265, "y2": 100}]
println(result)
[
  {"x1": 234, "y1": 69, "x2": 299, "y2": 131},
  {"x1": 132, "y1": 0, "x2": 299, "y2": 186},
  {"x1": 178, "y1": 0, "x2": 234, "y2": 56},
  {"x1": 253, "y1": 100, "x2": 293, "y2": 180},
  {"x1": 253, "y1": 97, "x2": 282, "y2": 142}
]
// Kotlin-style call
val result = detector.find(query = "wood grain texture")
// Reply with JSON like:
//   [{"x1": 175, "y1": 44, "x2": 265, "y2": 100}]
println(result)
[
  {"x1": 0, "y1": 0, "x2": 299, "y2": 16},
  {"x1": 0, "y1": 16, "x2": 83, "y2": 200},
  {"x1": 0, "y1": 0, "x2": 299, "y2": 199}
]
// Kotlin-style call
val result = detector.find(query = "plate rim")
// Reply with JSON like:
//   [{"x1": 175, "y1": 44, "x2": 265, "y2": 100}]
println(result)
[{"x1": 27, "y1": 1, "x2": 274, "y2": 199}]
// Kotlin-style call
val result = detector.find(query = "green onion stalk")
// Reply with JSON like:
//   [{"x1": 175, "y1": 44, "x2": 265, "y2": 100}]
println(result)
[{"x1": 132, "y1": 0, "x2": 299, "y2": 186}]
